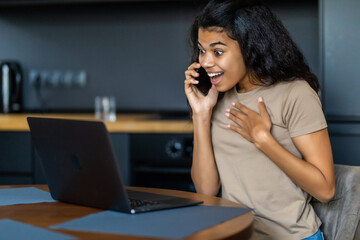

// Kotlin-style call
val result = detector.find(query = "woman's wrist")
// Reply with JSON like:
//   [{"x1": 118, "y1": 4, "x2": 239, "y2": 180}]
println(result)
[
  {"x1": 192, "y1": 109, "x2": 213, "y2": 122},
  {"x1": 253, "y1": 130, "x2": 275, "y2": 150}
]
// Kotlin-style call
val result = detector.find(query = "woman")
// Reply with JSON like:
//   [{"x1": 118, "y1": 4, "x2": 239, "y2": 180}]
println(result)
[{"x1": 184, "y1": 1, "x2": 335, "y2": 239}]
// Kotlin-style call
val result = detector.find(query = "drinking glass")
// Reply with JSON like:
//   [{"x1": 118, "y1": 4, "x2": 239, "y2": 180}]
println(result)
[{"x1": 94, "y1": 96, "x2": 116, "y2": 122}]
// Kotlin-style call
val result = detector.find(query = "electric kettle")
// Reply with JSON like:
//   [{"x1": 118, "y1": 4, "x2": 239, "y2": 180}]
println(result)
[{"x1": 0, "y1": 61, "x2": 23, "y2": 113}]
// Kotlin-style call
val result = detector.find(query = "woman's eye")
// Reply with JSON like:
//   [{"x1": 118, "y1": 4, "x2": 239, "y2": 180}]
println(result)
[
  {"x1": 215, "y1": 50, "x2": 223, "y2": 56},
  {"x1": 199, "y1": 49, "x2": 206, "y2": 54}
]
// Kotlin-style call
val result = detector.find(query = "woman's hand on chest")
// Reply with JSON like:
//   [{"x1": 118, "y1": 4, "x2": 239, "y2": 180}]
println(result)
[{"x1": 225, "y1": 96, "x2": 272, "y2": 147}]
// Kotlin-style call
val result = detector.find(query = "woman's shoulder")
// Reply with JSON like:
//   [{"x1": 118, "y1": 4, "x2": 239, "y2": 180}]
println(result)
[
  {"x1": 280, "y1": 79, "x2": 322, "y2": 111},
  {"x1": 273, "y1": 79, "x2": 318, "y2": 98},
  {"x1": 275, "y1": 79, "x2": 313, "y2": 91}
]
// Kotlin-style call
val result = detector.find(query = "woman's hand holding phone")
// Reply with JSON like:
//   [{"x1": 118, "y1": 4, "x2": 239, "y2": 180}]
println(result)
[{"x1": 184, "y1": 62, "x2": 219, "y2": 116}]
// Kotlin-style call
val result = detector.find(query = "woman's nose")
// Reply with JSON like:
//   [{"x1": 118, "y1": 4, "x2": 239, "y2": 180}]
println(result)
[{"x1": 201, "y1": 54, "x2": 214, "y2": 68}]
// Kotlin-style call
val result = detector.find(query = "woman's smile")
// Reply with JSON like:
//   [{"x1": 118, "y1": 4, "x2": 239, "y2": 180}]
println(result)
[
  {"x1": 209, "y1": 72, "x2": 224, "y2": 85},
  {"x1": 207, "y1": 71, "x2": 224, "y2": 85}
]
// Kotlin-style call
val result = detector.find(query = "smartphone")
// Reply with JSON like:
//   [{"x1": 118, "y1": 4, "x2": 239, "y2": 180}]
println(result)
[{"x1": 194, "y1": 67, "x2": 212, "y2": 96}]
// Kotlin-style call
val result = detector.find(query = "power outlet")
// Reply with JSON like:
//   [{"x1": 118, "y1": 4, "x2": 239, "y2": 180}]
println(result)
[{"x1": 29, "y1": 69, "x2": 87, "y2": 88}]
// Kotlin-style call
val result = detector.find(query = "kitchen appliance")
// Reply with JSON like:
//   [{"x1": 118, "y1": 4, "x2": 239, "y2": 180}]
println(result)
[
  {"x1": 130, "y1": 134, "x2": 195, "y2": 192},
  {"x1": 0, "y1": 61, "x2": 22, "y2": 113}
]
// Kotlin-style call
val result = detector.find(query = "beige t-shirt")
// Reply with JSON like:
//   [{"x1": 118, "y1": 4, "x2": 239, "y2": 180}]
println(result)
[{"x1": 211, "y1": 80, "x2": 327, "y2": 240}]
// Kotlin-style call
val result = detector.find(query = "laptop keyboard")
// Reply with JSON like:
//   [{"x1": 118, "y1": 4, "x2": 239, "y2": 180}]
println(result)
[{"x1": 128, "y1": 198, "x2": 160, "y2": 208}]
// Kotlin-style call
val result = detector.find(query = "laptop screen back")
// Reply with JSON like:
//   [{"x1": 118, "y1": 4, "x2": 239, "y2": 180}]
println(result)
[{"x1": 27, "y1": 117, "x2": 131, "y2": 212}]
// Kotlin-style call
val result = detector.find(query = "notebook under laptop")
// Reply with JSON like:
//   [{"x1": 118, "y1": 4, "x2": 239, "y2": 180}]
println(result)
[{"x1": 27, "y1": 117, "x2": 203, "y2": 214}]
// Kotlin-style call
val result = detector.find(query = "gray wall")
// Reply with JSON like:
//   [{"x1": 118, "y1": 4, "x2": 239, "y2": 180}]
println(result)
[
  {"x1": 321, "y1": 0, "x2": 360, "y2": 117},
  {"x1": 0, "y1": 1, "x2": 319, "y2": 113},
  {"x1": 320, "y1": 0, "x2": 360, "y2": 166}
]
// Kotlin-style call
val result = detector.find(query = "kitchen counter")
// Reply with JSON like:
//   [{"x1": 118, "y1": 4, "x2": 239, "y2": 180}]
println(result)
[{"x1": 0, "y1": 113, "x2": 193, "y2": 133}]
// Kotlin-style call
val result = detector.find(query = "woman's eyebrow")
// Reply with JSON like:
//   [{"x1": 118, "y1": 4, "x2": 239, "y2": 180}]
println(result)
[
  {"x1": 210, "y1": 41, "x2": 227, "y2": 47},
  {"x1": 197, "y1": 41, "x2": 227, "y2": 48}
]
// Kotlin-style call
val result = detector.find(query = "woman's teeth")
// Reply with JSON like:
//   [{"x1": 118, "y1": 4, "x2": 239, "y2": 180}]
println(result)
[{"x1": 207, "y1": 72, "x2": 223, "y2": 78}]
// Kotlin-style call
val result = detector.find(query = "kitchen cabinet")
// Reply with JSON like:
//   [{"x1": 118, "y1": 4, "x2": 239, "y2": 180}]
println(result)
[
  {"x1": 328, "y1": 123, "x2": 360, "y2": 166},
  {"x1": 0, "y1": 131, "x2": 131, "y2": 185},
  {"x1": 130, "y1": 133, "x2": 194, "y2": 192},
  {"x1": 0, "y1": 132, "x2": 33, "y2": 184},
  {"x1": 1, "y1": 131, "x2": 192, "y2": 189}
]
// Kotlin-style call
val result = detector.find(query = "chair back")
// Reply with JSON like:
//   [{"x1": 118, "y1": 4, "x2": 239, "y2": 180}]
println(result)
[{"x1": 310, "y1": 164, "x2": 360, "y2": 240}]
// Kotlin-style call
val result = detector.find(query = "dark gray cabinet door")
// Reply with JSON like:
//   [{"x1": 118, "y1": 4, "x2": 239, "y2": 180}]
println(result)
[
  {"x1": 0, "y1": 132, "x2": 32, "y2": 172},
  {"x1": 328, "y1": 123, "x2": 360, "y2": 166},
  {"x1": 0, "y1": 132, "x2": 33, "y2": 184},
  {"x1": 321, "y1": 0, "x2": 360, "y2": 117}
]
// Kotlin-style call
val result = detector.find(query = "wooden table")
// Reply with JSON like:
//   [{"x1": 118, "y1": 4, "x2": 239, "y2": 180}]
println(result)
[{"x1": 0, "y1": 185, "x2": 253, "y2": 240}]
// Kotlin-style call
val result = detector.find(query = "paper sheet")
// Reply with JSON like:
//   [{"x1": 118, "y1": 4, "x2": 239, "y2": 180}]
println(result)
[
  {"x1": 0, "y1": 187, "x2": 55, "y2": 206},
  {"x1": 0, "y1": 219, "x2": 76, "y2": 240},
  {"x1": 52, "y1": 205, "x2": 250, "y2": 239}
]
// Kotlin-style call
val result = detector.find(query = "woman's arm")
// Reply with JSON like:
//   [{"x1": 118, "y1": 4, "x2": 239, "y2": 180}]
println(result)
[
  {"x1": 191, "y1": 111, "x2": 221, "y2": 196},
  {"x1": 184, "y1": 63, "x2": 220, "y2": 196},
  {"x1": 226, "y1": 97, "x2": 335, "y2": 203},
  {"x1": 256, "y1": 128, "x2": 335, "y2": 203}
]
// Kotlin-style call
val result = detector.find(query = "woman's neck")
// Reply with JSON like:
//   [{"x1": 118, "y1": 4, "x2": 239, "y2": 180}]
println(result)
[{"x1": 236, "y1": 75, "x2": 263, "y2": 93}]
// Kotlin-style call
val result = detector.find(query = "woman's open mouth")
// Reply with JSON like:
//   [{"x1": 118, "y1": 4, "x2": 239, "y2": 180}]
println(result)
[{"x1": 208, "y1": 72, "x2": 224, "y2": 85}]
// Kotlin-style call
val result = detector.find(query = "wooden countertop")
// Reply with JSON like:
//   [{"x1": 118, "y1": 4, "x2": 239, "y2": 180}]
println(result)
[{"x1": 0, "y1": 113, "x2": 193, "y2": 133}]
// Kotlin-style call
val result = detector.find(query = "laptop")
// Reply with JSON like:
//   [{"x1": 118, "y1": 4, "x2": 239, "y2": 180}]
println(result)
[{"x1": 27, "y1": 117, "x2": 203, "y2": 214}]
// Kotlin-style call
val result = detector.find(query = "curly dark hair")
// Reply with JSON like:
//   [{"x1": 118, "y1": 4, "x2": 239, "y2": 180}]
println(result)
[{"x1": 188, "y1": 0, "x2": 320, "y2": 93}]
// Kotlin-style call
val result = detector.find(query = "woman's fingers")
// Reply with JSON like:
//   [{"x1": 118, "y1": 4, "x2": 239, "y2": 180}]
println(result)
[
  {"x1": 227, "y1": 123, "x2": 251, "y2": 142},
  {"x1": 226, "y1": 99, "x2": 272, "y2": 143},
  {"x1": 184, "y1": 78, "x2": 199, "y2": 86},
  {"x1": 184, "y1": 78, "x2": 201, "y2": 97},
  {"x1": 187, "y1": 62, "x2": 201, "y2": 70},
  {"x1": 231, "y1": 102, "x2": 251, "y2": 115},
  {"x1": 257, "y1": 97, "x2": 270, "y2": 119},
  {"x1": 228, "y1": 108, "x2": 246, "y2": 119},
  {"x1": 186, "y1": 62, "x2": 201, "y2": 75},
  {"x1": 184, "y1": 62, "x2": 202, "y2": 96},
  {"x1": 185, "y1": 69, "x2": 199, "y2": 80},
  {"x1": 184, "y1": 62, "x2": 201, "y2": 89},
  {"x1": 225, "y1": 110, "x2": 252, "y2": 142},
  {"x1": 185, "y1": 62, "x2": 201, "y2": 80}
]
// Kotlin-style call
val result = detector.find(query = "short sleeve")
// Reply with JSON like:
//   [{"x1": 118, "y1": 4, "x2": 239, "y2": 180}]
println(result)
[{"x1": 282, "y1": 81, "x2": 327, "y2": 138}]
